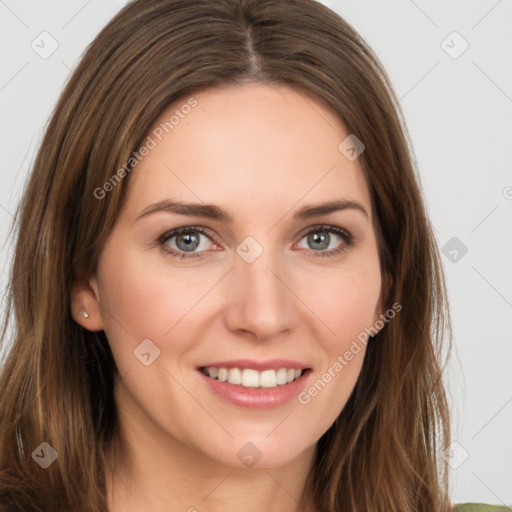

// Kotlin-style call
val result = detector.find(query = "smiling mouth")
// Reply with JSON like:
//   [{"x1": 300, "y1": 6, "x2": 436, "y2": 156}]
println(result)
[{"x1": 199, "y1": 366, "x2": 310, "y2": 389}]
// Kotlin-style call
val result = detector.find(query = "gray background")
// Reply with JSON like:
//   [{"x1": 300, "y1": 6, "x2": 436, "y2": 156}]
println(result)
[{"x1": 1, "y1": 0, "x2": 511, "y2": 505}]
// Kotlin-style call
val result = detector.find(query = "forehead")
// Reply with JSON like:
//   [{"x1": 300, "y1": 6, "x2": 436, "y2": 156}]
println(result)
[{"x1": 122, "y1": 83, "x2": 372, "y2": 223}]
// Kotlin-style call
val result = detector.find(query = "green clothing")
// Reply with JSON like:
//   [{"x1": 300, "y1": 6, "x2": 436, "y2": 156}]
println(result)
[{"x1": 454, "y1": 504, "x2": 512, "y2": 512}]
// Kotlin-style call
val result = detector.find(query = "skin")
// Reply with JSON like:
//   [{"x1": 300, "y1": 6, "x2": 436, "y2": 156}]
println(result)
[{"x1": 72, "y1": 83, "x2": 386, "y2": 512}]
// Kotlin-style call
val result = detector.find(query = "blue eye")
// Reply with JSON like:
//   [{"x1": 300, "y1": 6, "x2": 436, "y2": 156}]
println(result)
[
  {"x1": 158, "y1": 226, "x2": 214, "y2": 259},
  {"x1": 158, "y1": 224, "x2": 353, "y2": 260},
  {"x1": 296, "y1": 225, "x2": 353, "y2": 258}
]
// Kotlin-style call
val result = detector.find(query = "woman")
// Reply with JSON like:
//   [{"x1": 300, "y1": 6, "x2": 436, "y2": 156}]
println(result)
[{"x1": 0, "y1": 1, "x2": 509, "y2": 511}]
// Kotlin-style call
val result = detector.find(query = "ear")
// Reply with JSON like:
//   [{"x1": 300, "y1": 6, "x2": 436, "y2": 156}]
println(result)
[{"x1": 70, "y1": 275, "x2": 105, "y2": 332}]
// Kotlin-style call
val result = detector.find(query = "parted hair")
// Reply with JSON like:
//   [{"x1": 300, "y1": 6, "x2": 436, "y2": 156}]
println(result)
[{"x1": 0, "y1": 0, "x2": 452, "y2": 511}]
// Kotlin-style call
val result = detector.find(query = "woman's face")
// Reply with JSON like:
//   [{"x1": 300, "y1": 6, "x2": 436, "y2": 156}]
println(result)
[{"x1": 78, "y1": 83, "x2": 384, "y2": 470}]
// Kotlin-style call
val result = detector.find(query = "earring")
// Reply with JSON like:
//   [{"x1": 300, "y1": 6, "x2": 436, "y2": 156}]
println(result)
[{"x1": 79, "y1": 310, "x2": 89, "y2": 318}]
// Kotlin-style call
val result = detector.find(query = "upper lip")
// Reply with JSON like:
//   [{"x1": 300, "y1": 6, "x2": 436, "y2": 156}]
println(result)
[{"x1": 198, "y1": 359, "x2": 311, "y2": 371}]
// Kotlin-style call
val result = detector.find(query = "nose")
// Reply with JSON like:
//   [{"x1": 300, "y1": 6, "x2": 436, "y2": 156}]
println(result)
[{"x1": 223, "y1": 247, "x2": 295, "y2": 341}]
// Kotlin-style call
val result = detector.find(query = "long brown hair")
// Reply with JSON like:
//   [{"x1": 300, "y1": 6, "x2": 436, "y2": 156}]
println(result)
[{"x1": 0, "y1": 0, "x2": 452, "y2": 510}]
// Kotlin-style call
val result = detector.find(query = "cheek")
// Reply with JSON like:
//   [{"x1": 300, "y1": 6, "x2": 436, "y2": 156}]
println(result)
[
  {"x1": 96, "y1": 244, "x2": 222, "y2": 354},
  {"x1": 302, "y1": 257, "x2": 382, "y2": 348},
  {"x1": 296, "y1": 264, "x2": 380, "y2": 431},
  {"x1": 301, "y1": 254, "x2": 381, "y2": 422}
]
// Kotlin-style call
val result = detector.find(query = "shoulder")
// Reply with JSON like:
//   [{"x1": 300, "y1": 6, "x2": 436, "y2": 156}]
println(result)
[{"x1": 453, "y1": 504, "x2": 512, "y2": 512}]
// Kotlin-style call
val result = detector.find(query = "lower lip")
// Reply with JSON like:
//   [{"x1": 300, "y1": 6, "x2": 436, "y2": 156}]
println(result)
[{"x1": 198, "y1": 369, "x2": 311, "y2": 409}]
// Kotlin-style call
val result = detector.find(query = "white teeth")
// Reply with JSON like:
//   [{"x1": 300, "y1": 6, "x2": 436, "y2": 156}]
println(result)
[
  {"x1": 227, "y1": 368, "x2": 242, "y2": 385},
  {"x1": 259, "y1": 370, "x2": 277, "y2": 388},
  {"x1": 202, "y1": 366, "x2": 305, "y2": 388},
  {"x1": 276, "y1": 368, "x2": 288, "y2": 385},
  {"x1": 241, "y1": 369, "x2": 259, "y2": 387}
]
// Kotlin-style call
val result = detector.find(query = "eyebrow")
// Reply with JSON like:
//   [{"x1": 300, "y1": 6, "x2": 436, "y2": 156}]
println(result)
[{"x1": 136, "y1": 198, "x2": 369, "y2": 223}]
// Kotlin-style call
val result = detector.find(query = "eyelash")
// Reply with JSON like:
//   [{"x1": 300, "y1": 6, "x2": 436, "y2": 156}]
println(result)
[{"x1": 157, "y1": 224, "x2": 354, "y2": 260}]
